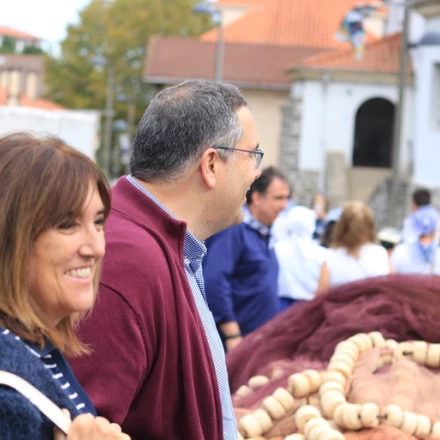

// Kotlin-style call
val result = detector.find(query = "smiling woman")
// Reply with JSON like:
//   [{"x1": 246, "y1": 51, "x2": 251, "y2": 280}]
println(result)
[
  {"x1": 30, "y1": 182, "x2": 106, "y2": 329},
  {"x1": 0, "y1": 133, "x2": 130, "y2": 440}
]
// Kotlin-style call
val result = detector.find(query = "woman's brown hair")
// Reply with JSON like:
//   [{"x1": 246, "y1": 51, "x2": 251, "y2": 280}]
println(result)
[
  {"x1": 0, "y1": 132, "x2": 111, "y2": 356},
  {"x1": 331, "y1": 201, "x2": 376, "y2": 257}
]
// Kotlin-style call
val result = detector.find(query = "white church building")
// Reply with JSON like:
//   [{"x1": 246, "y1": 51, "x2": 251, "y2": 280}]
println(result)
[{"x1": 278, "y1": 0, "x2": 440, "y2": 226}]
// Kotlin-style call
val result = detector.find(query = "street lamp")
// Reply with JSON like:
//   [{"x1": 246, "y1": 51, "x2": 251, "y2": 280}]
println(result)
[{"x1": 192, "y1": 1, "x2": 224, "y2": 82}]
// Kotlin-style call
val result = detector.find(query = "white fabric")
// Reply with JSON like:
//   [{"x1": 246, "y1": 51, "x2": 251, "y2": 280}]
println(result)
[
  {"x1": 271, "y1": 201, "x2": 295, "y2": 241},
  {"x1": 391, "y1": 242, "x2": 440, "y2": 275},
  {"x1": 275, "y1": 208, "x2": 328, "y2": 303},
  {"x1": 287, "y1": 206, "x2": 317, "y2": 239},
  {"x1": 276, "y1": 238, "x2": 327, "y2": 300},
  {"x1": 325, "y1": 243, "x2": 390, "y2": 287}
]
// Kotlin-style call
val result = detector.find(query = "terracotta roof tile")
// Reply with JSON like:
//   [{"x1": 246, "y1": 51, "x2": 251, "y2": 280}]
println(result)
[
  {"x1": 201, "y1": 0, "x2": 380, "y2": 49},
  {"x1": 144, "y1": 36, "x2": 326, "y2": 89},
  {"x1": 296, "y1": 32, "x2": 412, "y2": 74},
  {"x1": 0, "y1": 86, "x2": 63, "y2": 109},
  {"x1": 20, "y1": 95, "x2": 66, "y2": 110},
  {"x1": 0, "y1": 26, "x2": 41, "y2": 41}
]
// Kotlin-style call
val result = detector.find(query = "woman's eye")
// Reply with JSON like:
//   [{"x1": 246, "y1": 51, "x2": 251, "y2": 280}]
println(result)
[
  {"x1": 94, "y1": 217, "x2": 106, "y2": 229},
  {"x1": 58, "y1": 221, "x2": 77, "y2": 230}
]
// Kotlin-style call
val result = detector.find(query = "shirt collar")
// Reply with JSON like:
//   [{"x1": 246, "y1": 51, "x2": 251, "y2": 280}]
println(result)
[
  {"x1": 26, "y1": 337, "x2": 55, "y2": 357},
  {"x1": 127, "y1": 175, "x2": 206, "y2": 270},
  {"x1": 243, "y1": 206, "x2": 271, "y2": 237},
  {"x1": 183, "y1": 233, "x2": 207, "y2": 273}
]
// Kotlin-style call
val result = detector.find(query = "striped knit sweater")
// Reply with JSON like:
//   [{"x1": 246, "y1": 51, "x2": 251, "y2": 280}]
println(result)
[{"x1": 0, "y1": 328, "x2": 94, "y2": 439}]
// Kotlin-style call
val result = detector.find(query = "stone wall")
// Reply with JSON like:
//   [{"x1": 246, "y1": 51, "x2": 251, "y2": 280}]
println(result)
[
  {"x1": 278, "y1": 97, "x2": 320, "y2": 206},
  {"x1": 325, "y1": 152, "x2": 347, "y2": 210},
  {"x1": 368, "y1": 177, "x2": 411, "y2": 230}
]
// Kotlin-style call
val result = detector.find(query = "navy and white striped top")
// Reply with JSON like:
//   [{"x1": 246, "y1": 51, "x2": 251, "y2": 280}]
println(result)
[
  {"x1": 127, "y1": 175, "x2": 237, "y2": 440},
  {"x1": 1, "y1": 327, "x2": 95, "y2": 415}
]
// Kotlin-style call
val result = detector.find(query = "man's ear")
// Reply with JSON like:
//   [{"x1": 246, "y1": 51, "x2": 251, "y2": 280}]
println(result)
[
  {"x1": 199, "y1": 148, "x2": 219, "y2": 189},
  {"x1": 250, "y1": 190, "x2": 261, "y2": 206}
]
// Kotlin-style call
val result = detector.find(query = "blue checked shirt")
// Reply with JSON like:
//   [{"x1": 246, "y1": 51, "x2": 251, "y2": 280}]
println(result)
[
  {"x1": 127, "y1": 176, "x2": 237, "y2": 440},
  {"x1": 243, "y1": 206, "x2": 275, "y2": 248}
]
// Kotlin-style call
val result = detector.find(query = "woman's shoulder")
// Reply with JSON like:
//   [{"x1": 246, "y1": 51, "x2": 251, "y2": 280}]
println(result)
[
  {"x1": 361, "y1": 243, "x2": 388, "y2": 256},
  {"x1": 0, "y1": 330, "x2": 32, "y2": 368},
  {"x1": 0, "y1": 330, "x2": 70, "y2": 403},
  {"x1": 0, "y1": 332, "x2": 55, "y2": 439},
  {"x1": 326, "y1": 246, "x2": 347, "y2": 259},
  {"x1": 0, "y1": 331, "x2": 53, "y2": 390}
]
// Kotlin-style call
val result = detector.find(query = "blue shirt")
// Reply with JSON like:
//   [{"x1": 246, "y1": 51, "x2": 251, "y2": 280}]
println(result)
[
  {"x1": 203, "y1": 211, "x2": 279, "y2": 336},
  {"x1": 127, "y1": 176, "x2": 237, "y2": 440}
]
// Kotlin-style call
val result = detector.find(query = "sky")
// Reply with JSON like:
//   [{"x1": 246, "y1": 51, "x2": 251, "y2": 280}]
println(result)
[{"x1": 0, "y1": 0, "x2": 92, "y2": 52}]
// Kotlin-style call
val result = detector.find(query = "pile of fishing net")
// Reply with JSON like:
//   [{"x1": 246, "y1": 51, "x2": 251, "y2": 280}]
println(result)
[{"x1": 227, "y1": 275, "x2": 440, "y2": 440}]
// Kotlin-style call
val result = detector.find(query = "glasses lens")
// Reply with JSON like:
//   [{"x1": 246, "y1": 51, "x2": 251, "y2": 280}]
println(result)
[{"x1": 255, "y1": 151, "x2": 263, "y2": 168}]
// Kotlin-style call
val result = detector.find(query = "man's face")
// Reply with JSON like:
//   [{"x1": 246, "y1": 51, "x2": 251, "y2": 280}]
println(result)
[
  {"x1": 219, "y1": 106, "x2": 261, "y2": 228},
  {"x1": 251, "y1": 177, "x2": 291, "y2": 227}
]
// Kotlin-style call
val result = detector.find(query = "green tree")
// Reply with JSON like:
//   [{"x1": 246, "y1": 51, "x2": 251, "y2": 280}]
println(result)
[
  {"x1": 44, "y1": 0, "x2": 211, "y2": 116},
  {"x1": 0, "y1": 36, "x2": 16, "y2": 53},
  {"x1": 44, "y1": 0, "x2": 111, "y2": 110},
  {"x1": 44, "y1": 0, "x2": 212, "y2": 174},
  {"x1": 22, "y1": 45, "x2": 44, "y2": 55}
]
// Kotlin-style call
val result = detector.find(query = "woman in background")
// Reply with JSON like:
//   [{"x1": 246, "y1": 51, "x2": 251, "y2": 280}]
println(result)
[
  {"x1": 317, "y1": 201, "x2": 391, "y2": 293},
  {"x1": 0, "y1": 133, "x2": 130, "y2": 440}
]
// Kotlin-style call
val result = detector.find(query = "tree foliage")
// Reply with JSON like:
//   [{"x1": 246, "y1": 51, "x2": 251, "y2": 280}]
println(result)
[
  {"x1": 44, "y1": 0, "x2": 212, "y2": 117},
  {"x1": 22, "y1": 45, "x2": 44, "y2": 55},
  {"x1": 0, "y1": 36, "x2": 16, "y2": 54}
]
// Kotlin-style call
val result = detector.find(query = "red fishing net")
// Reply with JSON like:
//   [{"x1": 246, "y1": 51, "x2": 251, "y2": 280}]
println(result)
[
  {"x1": 227, "y1": 274, "x2": 440, "y2": 392},
  {"x1": 227, "y1": 274, "x2": 440, "y2": 440}
]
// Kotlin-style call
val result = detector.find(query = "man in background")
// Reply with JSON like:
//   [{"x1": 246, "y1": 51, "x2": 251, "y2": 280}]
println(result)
[
  {"x1": 402, "y1": 188, "x2": 440, "y2": 243},
  {"x1": 203, "y1": 166, "x2": 290, "y2": 351}
]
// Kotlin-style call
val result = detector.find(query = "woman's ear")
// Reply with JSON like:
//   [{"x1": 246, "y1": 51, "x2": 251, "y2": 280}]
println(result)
[{"x1": 199, "y1": 148, "x2": 220, "y2": 189}]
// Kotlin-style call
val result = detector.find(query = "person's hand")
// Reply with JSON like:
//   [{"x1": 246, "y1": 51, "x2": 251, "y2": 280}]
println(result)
[
  {"x1": 54, "y1": 410, "x2": 131, "y2": 440},
  {"x1": 220, "y1": 322, "x2": 242, "y2": 352},
  {"x1": 226, "y1": 336, "x2": 243, "y2": 352}
]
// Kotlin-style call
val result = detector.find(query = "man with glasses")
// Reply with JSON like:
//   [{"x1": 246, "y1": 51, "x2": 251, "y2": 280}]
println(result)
[
  {"x1": 70, "y1": 80, "x2": 261, "y2": 440},
  {"x1": 214, "y1": 146, "x2": 264, "y2": 169},
  {"x1": 203, "y1": 166, "x2": 291, "y2": 352}
]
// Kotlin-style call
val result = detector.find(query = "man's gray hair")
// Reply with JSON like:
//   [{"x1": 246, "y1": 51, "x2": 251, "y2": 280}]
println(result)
[{"x1": 130, "y1": 80, "x2": 247, "y2": 181}]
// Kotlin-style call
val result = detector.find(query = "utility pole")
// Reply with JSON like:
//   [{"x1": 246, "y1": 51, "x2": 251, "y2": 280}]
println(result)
[
  {"x1": 102, "y1": 62, "x2": 115, "y2": 177},
  {"x1": 192, "y1": 1, "x2": 224, "y2": 82},
  {"x1": 100, "y1": 0, "x2": 114, "y2": 177},
  {"x1": 387, "y1": 1, "x2": 410, "y2": 226},
  {"x1": 214, "y1": 11, "x2": 224, "y2": 82}
]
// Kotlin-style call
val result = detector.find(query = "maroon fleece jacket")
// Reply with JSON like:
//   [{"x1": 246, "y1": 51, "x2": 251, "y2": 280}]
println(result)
[{"x1": 70, "y1": 176, "x2": 223, "y2": 440}]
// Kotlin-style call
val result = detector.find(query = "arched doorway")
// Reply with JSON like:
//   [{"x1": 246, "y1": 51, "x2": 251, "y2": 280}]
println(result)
[{"x1": 352, "y1": 98, "x2": 395, "y2": 168}]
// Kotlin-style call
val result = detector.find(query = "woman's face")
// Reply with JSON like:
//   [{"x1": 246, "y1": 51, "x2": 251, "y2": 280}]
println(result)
[{"x1": 29, "y1": 182, "x2": 106, "y2": 327}]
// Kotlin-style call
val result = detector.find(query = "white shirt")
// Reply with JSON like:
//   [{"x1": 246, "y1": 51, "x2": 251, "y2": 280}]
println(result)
[
  {"x1": 275, "y1": 238, "x2": 327, "y2": 300},
  {"x1": 326, "y1": 243, "x2": 390, "y2": 287},
  {"x1": 391, "y1": 242, "x2": 440, "y2": 275},
  {"x1": 271, "y1": 202, "x2": 295, "y2": 241}
]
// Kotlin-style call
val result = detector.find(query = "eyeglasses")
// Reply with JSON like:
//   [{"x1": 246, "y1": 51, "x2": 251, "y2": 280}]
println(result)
[{"x1": 214, "y1": 146, "x2": 264, "y2": 169}]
